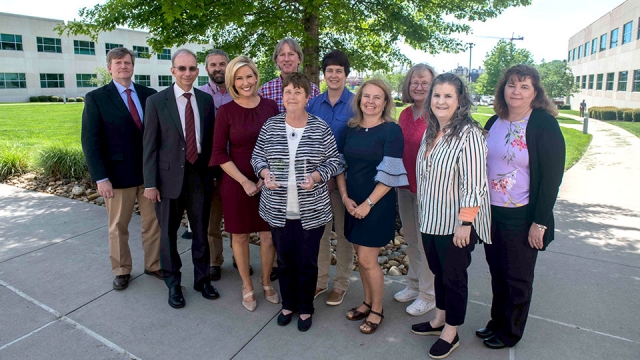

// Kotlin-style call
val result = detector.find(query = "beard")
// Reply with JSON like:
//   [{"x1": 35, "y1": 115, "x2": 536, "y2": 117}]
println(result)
[{"x1": 209, "y1": 71, "x2": 225, "y2": 85}]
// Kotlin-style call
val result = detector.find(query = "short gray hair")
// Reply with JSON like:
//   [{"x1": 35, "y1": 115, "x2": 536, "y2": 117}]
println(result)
[
  {"x1": 171, "y1": 48, "x2": 197, "y2": 67},
  {"x1": 107, "y1": 47, "x2": 135, "y2": 67},
  {"x1": 272, "y1": 38, "x2": 303, "y2": 70},
  {"x1": 205, "y1": 49, "x2": 229, "y2": 65}
]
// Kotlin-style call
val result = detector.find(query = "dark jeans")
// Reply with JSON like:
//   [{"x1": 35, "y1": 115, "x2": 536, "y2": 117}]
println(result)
[
  {"x1": 271, "y1": 220, "x2": 324, "y2": 315},
  {"x1": 155, "y1": 160, "x2": 211, "y2": 289},
  {"x1": 484, "y1": 205, "x2": 538, "y2": 347},
  {"x1": 422, "y1": 229, "x2": 476, "y2": 326}
]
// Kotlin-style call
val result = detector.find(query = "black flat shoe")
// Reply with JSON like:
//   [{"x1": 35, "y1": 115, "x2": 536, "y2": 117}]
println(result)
[
  {"x1": 194, "y1": 282, "x2": 220, "y2": 300},
  {"x1": 411, "y1": 321, "x2": 444, "y2": 336},
  {"x1": 476, "y1": 326, "x2": 495, "y2": 339},
  {"x1": 429, "y1": 334, "x2": 459, "y2": 359},
  {"x1": 209, "y1": 266, "x2": 221, "y2": 281},
  {"x1": 484, "y1": 335, "x2": 507, "y2": 349},
  {"x1": 168, "y1": 285, "x2": 185, "y2": 309},
  {"x1": 278, "y1": 311, "x2": 293, "y2": 326},
  {"x1": 113, "y1": 274, "x2": 130, "y2": 290},
  {"x1": 298, "y1": 315, "x2": 312, "y2": 332}
]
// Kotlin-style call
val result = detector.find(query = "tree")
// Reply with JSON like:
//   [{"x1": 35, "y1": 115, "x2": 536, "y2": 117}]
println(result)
[
  {"x1": 536, "y1": 60, "x2": 578, "y2": 99},
  {"x1": 90, "y1": 67, "x2": 112, "y2": 87},
  {"x1": 56, "y1": 0, "x2": 531, "y2": 85},
  {"x1": 475, "y1": 40, "x2": 534, "y2": 96}
]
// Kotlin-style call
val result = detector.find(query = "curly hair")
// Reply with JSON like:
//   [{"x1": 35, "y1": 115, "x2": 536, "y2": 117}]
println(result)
[
  {"x1": 493, "y1": 64, "x2": 558, "y2": 118},
  {"x1": 423, "y1": 73, "x2": 485, "y2": 150}
]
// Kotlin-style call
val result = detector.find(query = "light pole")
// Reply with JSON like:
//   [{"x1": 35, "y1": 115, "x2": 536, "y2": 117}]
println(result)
[{"x1": 467, "y1": 42, "x2": 475, "y2": 82}]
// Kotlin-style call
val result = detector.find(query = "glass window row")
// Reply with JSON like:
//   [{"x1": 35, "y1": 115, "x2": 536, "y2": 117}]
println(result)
[
  {"x1": 575, "y1": 70, "x2": 640, "y2": 92},
  {"x1": 0, "y1": 73, "x2": 175, "y2": 89},
  {"x1": 568, "y1": 18, "x2": 638, "y2": 62}
]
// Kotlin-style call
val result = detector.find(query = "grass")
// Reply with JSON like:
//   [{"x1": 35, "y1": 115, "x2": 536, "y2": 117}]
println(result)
[
  {"x1": 562, "y1": 127, "x2": 592, "y2": 170},
  {"x1": 608, "y1": 121, "x2": 640, "y2": 139},
  {"x1": 559, "y1": 109, "x2": 580, "y2": 116},
  {"x1": 557, "y1": 116, "x2": 581, "y2": 124},
  {"x1": 0, "y1": 146, "x2": 29, "y2": 180}
]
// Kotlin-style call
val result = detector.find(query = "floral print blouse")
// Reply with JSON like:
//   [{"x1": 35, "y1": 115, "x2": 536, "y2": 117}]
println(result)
[{"x1": 486, "y1": 117, "x2": 531, "y2": 207}]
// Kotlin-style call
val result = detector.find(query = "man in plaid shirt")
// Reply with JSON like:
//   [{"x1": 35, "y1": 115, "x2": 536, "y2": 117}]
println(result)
[{"x1": 258, "y1": 38, "x2": 320, "y2": 112}]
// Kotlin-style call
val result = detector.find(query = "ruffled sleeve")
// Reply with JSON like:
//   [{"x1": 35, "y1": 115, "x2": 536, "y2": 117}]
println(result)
[{"x1": 374, "y1": 123, "x2": 409, "y2": 187}]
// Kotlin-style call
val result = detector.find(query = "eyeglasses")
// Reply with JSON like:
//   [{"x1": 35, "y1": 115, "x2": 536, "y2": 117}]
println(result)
[
  {"x1": 410, "y1": 81, "x2": 431, "y2": 89},
  {"x1": 174, "y1": 66, "x2": 198, "y2": 72}
]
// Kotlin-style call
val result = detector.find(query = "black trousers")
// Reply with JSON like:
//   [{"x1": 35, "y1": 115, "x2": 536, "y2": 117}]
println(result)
[
  {"x1": 484, "y1": 205, "x2": 538, "y2": 347},
  {"x1": 422, "y1": 229, "x2": 476, "y2": 326},
  {"x1": 155, "y1": 160, "x2": 212, "y2": 288},
  {"x1": 271, "y1": 220, "x2": 324, "y2": 315}
]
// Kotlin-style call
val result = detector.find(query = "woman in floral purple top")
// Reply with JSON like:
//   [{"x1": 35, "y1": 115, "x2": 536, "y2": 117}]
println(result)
[{"x1": 477, "y1": 65, "x2": 565, "y2": 350}]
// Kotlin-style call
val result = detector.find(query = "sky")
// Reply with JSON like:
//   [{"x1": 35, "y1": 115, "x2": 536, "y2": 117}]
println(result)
[{"x1": 0, "y1": 0, "x2": 627, "y2": 73}]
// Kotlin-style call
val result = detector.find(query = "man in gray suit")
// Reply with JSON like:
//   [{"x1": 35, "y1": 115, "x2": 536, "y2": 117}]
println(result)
[{"x1": 143, "y1": 48, "x2": 219, "y2": 308}]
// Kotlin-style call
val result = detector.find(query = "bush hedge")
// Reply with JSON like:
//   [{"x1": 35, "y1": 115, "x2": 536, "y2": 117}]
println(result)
[
  {"x1": 588, "y1": 106, "x2": 640, "y2": 122},
  {"x1": 67, "y1": 97, "x2": 76, "y2": 102},
  {"x1": 557, "y1": 104, "x2": 571, "y2": 110},
  {"x1": 37, "y1": 145, "x2": 88, "y2": 180},
  {"x1": 29, "y1": 96, "x2": 39, "y2": 102},
  {"x1": 38, "y1": 95, "x2": 49, "y2": 102},
  {"x1": 75, "y1": 97, "x2": 85, "y2": 102},
  {"x1": 0, "y1": 147, "x2": 30, "y2": 181}
]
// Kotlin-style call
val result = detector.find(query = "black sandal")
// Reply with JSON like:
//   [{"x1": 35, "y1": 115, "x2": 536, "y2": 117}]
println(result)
[
  {"x1": 346, "y1": 302, "x2": 371, "y2": 321},
  {"x1": 360, "y1": 309, "x2": 384, "y2": 334}
]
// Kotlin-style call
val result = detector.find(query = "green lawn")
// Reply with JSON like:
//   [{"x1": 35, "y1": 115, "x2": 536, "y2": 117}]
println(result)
[
  {"x1": 557, "y1": 116, "x2": 581, "y2": 124},
  {"x1": 559, "y1": 109, "x2": 580, "y2": 116},
  {"x1": 608, "y1": 121, "x2": 640, "y2": 139},
  {"x1": 562, "y1": 127, "x2": 592, "y2": 170}
]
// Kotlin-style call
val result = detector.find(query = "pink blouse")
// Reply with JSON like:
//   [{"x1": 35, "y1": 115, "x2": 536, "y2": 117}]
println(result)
[{"x1": 398, "y1": 106, "x2": 428, "y2": 194}]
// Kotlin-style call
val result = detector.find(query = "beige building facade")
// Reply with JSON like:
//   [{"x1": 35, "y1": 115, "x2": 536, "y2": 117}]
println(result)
[{"x1": 0, "y1": 12, "x2": 210, "y2": 103}]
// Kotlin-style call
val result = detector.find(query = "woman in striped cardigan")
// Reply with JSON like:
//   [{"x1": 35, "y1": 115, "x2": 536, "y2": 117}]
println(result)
[
  {"x1": 251, "y1": 73, "x2": 341, "y2": 332},
  {"x1": 411, "y1": 73, "x2": 491, "y2": 359}
]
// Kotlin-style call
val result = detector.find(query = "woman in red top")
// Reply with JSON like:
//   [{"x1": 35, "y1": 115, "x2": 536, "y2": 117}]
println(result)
[
  {"x1": 210, "y1": 56, "x2": 280, "y2": 311},
  {"x1": 394, "y1": 64, "x2": 437, "y2": 317}
]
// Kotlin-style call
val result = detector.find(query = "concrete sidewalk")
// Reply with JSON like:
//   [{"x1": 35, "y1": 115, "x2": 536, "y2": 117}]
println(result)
[{"x1": 1, "y1": 117, "x2": 639, "y2": 359}]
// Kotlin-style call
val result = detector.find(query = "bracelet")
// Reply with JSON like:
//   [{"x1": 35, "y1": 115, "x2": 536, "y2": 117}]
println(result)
[
  {"x1": 341, "y1": 194, "x2": 348, "y2": 201},
  {"x1": 535, "y1": 223, "x2": 547, "y2": 231}
]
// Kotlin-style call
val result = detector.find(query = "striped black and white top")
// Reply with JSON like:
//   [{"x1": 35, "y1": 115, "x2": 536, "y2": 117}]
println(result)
[
  {"x1": 251, "y1": 113, "x2": 341, "y2": 230},
  {"x1": 416, "y1": 125, "x2": 491, "y2": 244}
]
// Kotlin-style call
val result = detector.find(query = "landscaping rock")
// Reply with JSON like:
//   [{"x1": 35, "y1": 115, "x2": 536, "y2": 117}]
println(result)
[
  {"x1": 71, "y1": 185, "x2": 85, "y2": 196},
  {"x1": 388, "y1": 266, "x2": 402, "y2": 276}
]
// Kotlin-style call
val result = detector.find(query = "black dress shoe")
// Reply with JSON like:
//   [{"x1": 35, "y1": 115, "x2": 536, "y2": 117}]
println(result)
[
  {"x1": 270, "y1": 267, "x2": 278, "y2": 282},
  {"x1": 298, "y1": 315, "x2": 312, "y2": 332},
  {"x1": 476, "y1": 326, "x2": 495, "y2": 339},
  {"x1": 484, "y1": 335, "x2": 507, "y2": 349},
  {"x1": 113, "y1": 274, "x2": 130, "y2": 290},
  {"x1": 209, "y1": 266, "x2": 221, "y2": 281},
  {"x1": 181, "y1": 230, "x2": 192, "y2": 239},
  {"x1": 168, "y1": 286, "x2": 185, "y2": 308},
  {"x1": 144, "y1": 269, "x2": 165, "y2": 280},
  {"x1": 429, "y1": 334, "x2": 459, "y2": 359},
  {"x1": 277, "y1": 311, "x2": 293, "y2": 326},
  {"x1": 232, "y1": 259, "x2": 254, "y2": 276},
  {"x1": 194, "y1": 282, "x2": 220, "y2": 300}
]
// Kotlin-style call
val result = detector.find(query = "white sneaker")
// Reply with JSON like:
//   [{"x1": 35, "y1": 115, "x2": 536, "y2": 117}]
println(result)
[
  {"x1": 406, "y1": 299, "x2": 436, "y2": 316},
  {"x1": 394, "y1": 287, "x2": 419, "y2": 303}
]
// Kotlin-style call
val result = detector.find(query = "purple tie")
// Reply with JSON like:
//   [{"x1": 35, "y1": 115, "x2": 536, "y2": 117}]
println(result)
[
  {"x1": 124, "y1": 89, "x2": 143, "y2": 131},
  {"x1": 183, "y1": 93, "x2": 198, "y2": 164}
]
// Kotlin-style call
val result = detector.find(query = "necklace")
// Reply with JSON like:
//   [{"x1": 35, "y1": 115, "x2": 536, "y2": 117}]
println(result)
[{"x1": 290, "y1": 131, "x2": 297, "y2": 139}]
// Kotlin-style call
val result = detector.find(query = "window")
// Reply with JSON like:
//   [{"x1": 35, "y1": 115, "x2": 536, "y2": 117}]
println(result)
[
  {"x1": 633, "y1": 70, "x2": 640, "y2": 92},
  {"x1": 133, "y1": 45, "x2": 150, "y2": 59},
  {"x1": 591, "y1": 38, "x2": 597, "y2": 54},
  {"x1": 198, "y1": 76, "x2": 208, "y2": 86},
  {"x1": 76, "y1": 74, "x2": 96, "y2": 87},
  {"x1": 37, "y1": 37, "x2": 62, "y2": 53},
  {"x1": 606, "y1": 73, "x2": 615, "y2": 90},
  {"x1": 157, "y1": 48, "x2": 171, "y2": 60},
  {"x1": 134, "y1": 75, "x2": 151, "y2": 87},
  {"x1": 618, "y1": 71, "x2": 628, "y2": 91},
  {"x1": 600, "y1": 33, "x2": 608, "y2": 51},
  {"x1": 584, "y1": 42, "x2": 589, "y2": 57},
  {"x1": 158, "y1": 75, "x2": 172, "y2": 86},
  {"x1": 567, "y1": 51, "x2": 571, "y2": 62},
  {"x1": 575, "y1": 76, "x2": 580, "y2": 85},
  {"x1": 105, "y1": 43, "x2": 123, "y2": 55},
  {"x1": 588, "y1": 74, "x2": 594, "y2": 89},
  {"x1": 572, "y1": 48, "x2": 576, "y2": 61},
  {"x1": 596, "y1": 74, "x2": 604, "y2": 90},
  {"x1": 581, "y1": 75, "x2": 587, "y2": 89},
  {"x1": 578, "y1": 45, "x2": 582, "y2": 59},
  {"x1": 74, "y1": 40, "x2": 95, "y2": 55},
  {"x1": 623, "y1": 21, "x2": 633, "y2": 44},
  {"x1": 1, "y1": 33, "x2": 23, "y2": 51},
  {"x1": 610, "y1": 28, "x2": 619, "y2": 49},
  {"x1": 0, "y1": 73, "x2": 26, "y2": 89},
  {"x1": 40, "y1": 73, "x2": 65, "y2": 88}
]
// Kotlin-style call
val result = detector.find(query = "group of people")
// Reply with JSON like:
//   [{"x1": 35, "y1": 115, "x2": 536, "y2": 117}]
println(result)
[{"x1": 81, "y1": 36, "x2": 565, "y2": 359}]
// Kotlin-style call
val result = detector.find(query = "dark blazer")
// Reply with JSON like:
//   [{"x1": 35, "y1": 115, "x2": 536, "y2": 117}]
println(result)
[
  {"x1": 142, "y1": 85, "x2": 215, "y2": 199},
  {"x1": 81, "y1": 81, "x2": 157, "y2": 189},
  {"x1": 486, "y1": 109, "x2": 566, "y2": 249}
]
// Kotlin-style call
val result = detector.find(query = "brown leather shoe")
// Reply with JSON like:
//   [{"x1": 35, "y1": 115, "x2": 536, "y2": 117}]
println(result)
[
  {"x1": 314, "y1": 287, "x2": 328, "y2": 299},
  {"x1": 113, "y1": 274, "x2": 130, "y2": 290},
  {"x1": 144, "y1": 269, "x2": 165, "y2": 280},
  {"x1": 326, "y1": 289, "x2": 346, "y2": 306}
]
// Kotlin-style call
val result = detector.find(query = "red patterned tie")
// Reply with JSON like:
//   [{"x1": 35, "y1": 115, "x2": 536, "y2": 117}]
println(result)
[
  {"x1": 124, "y1": 89, "x2": 143, "y2": 131},
  {"x1": 183, "y1": 93, "x2": 198, "y2": 164}
]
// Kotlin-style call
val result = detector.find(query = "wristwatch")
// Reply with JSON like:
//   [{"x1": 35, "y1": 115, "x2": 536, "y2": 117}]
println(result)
[
  {"x1": 366, "y1": 197, "x2": 375, "y2": 208},
  {"x1": 457, "y1": 220, "x2": 472, "y2": 226},
  {"x1": 535, "y1": 223, "x2": 547, "y2": 231}
]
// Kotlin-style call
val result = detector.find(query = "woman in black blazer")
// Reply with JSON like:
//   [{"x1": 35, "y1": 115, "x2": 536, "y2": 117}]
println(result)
[{"x1": 477, "y1": 64, "x2": 565, "y2": 349}]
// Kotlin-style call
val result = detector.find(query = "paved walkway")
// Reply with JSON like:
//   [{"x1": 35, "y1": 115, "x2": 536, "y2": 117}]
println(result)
[{"x1": 1, "y1": 117, "x2": 639, "y2": 359}]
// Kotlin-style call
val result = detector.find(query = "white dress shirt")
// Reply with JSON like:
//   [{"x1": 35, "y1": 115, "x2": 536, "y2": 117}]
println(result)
[{"x1": 173, "y1": 83, "x2": 201, "y2": 153}]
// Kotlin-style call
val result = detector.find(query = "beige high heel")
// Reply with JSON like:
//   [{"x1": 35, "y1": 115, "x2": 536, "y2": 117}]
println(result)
[
  {"x1": 262, "y1": 282, "x2": 280, "y2": 304},
  {"x1": 242, "y1": 286, "x2": 257, "y2": 311}
]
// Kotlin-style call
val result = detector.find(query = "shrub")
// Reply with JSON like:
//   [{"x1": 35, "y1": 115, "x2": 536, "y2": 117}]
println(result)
[
  {"x1": 50, "y1": 96, "x2": 59, "y2": 102},
  {"x1": 557, "y1": 104, "x2": 571, "y2": 110},
  {"x1": 623, "y1": 111, "x2": 634, "y2": 122},
  {"x1": 67, "y1": 97, "x2": 76, "y2": 102},
  {"x1": 75, "y1": 97, "x2": 85, "y2": 102},
  {"x1": 0, "y1": 147, "x2": 30, "y2": 181},
  {"x1": 38, "y1": 95, "x2": 49, "y2": 102},
  {"x1": 29, "y1": 96, "x2": 39, "y2": 102},
  {"x1": 37, "y1": 145, "x2": 88, "y2": 180},
  {"x1": 634, "y1": 110, "x2": 640, "y2": 122},
  {"x1": 601, "y1": 109, "x2": 617, "y2": 121},
  {"x1": 58, "y1": 97, "x2": 64, "y2": 102},
  {"x1": 394, "y1": 100, "x2": 403, "y2": 107}
]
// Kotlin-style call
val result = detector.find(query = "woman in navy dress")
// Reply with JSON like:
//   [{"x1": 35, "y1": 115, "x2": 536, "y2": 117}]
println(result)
[{"x1": 336, "y1": 79, "x2": 408, "y2": 334}]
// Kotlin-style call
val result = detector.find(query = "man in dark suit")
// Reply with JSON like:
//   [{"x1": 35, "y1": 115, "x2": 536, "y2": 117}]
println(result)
[
  {"x1": 143, "y1": 48, "x2": 220, "y2": 308},
  {"x1": 82, "y1": 47, "x2": 162, "y2": 291}
]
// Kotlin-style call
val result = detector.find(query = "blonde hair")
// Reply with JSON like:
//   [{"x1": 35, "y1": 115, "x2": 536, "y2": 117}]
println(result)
[
  {"x1": 348, "y1": 79, "x2": 396, "y2": 128},
  {"x1": 225, "y1": 56, "x2": 260, "y2": 99}
]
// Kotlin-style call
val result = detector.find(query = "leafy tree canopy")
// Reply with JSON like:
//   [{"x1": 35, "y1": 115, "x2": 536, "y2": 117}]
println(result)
[
  {"x1": 536, "y1": 60, "x2": 578, "y2": 99},
  {"x1": 56, "y1": 0, "x2": 530, "y2": 84},
  {"x1": 475, "y1": 39, "x2": 534, "y2": 96}
]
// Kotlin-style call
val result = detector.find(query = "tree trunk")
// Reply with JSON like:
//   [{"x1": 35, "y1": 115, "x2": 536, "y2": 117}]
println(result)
[{"x1": 302, "y1": 9, "x2": 320, "y2": 86}]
